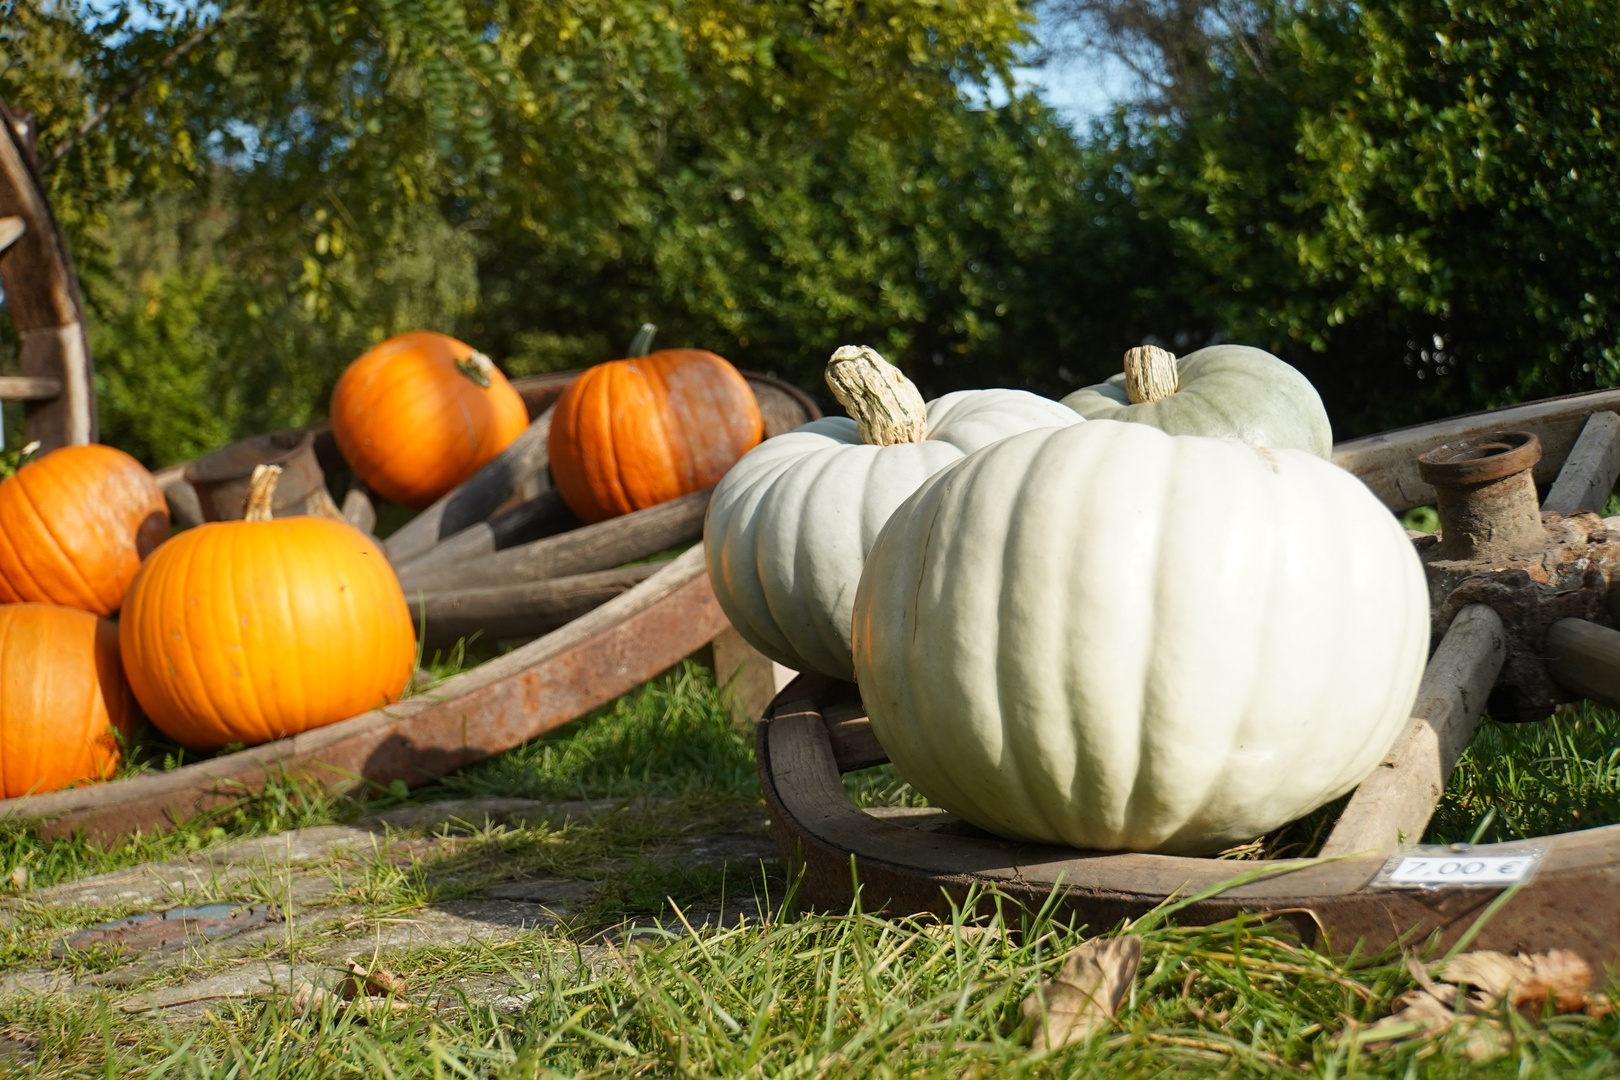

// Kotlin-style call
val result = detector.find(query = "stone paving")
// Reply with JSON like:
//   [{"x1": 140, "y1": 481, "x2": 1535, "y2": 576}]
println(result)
[{"x1": 0, "y1": 796, "x2": 784, "y2": 1019}]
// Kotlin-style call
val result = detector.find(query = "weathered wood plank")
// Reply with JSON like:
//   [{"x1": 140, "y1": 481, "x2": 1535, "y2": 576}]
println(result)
[
  {"x1": 396, "y1": 487, "x2": 711, "y2": 594},
  {"x1": 341, "y1": 482, "x2": 377, "y2": 534},
  {"x1": 1318, "y1": 605, "x2": 1507, "y2": 857},
  {"x1": 382, "y1": 406, "x2": 555, "y2": 565},
  {"x1": 0, "y1": 214, "x2": 22, "y2": 254},
  {"x1": 0, "y1": 96, "x2": 96, "y2": 450},
  {"x1": 0, "y1": 374, "x2": 60, "y2": 400},
  {"x1": 0, "y1": 547, "x2": 728, "y2": 844},
  {"x1": 1542, "y1": 411, "x2": 1620, "y2": 517},
  {"x1": 410, "y1": 563, "x2": 659, "y2": 647},
  {"x1": 395, "y1": 489, "x2": 579, "y2": 573},
  {"x1": 1546, "y1": 618, "x2": 1620, "y2": 711},
  {"x1": 1334, "y1": 389, "x2": 1620, "y2": 512}
]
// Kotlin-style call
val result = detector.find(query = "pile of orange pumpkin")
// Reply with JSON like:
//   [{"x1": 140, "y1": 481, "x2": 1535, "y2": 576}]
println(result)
[{"x1": 0, "y1": 330, "x2": 762, "y2": 800}]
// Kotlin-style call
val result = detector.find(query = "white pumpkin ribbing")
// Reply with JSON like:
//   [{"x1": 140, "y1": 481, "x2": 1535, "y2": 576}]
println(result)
[
  {"x1": 852, "y1": 420, "x2": 1430, "y2": 854},
  {"x1": 705, "y1": 390, "x2": 1081, "y2": 681}
]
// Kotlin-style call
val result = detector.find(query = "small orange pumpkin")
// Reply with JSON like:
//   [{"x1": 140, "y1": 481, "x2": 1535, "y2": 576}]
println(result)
[
  {"x1": 548, "y1": 349, "x2": 764, "y2": 523},
  {"x1": 330, "y1": 331, "x2": 530, "y2": 508},
  {"x1": 0, "y1": 603, "x2": 135, "y2": 799},
  {"x1": 0, "y1": 444, "x2": 169, "y2": 615},
  {"x1": 119, "y1": 466, "x2": 417, "y2": 751}
]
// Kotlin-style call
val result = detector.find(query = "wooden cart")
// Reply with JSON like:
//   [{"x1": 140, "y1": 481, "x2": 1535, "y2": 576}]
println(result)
[{"x1": 759, "y1": 391, "x2": 1620, "y2": 969}]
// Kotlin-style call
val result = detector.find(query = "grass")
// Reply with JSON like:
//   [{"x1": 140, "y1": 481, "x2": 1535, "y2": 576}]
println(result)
[{"x1": 7, "y1": 657, "x2": 1620, "y2": 1076}]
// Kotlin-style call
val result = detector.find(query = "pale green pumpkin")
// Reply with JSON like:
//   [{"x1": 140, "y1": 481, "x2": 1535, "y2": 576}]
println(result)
[{"x1": 1061, "y1": 344, "x2": 1332, "y2": 458}]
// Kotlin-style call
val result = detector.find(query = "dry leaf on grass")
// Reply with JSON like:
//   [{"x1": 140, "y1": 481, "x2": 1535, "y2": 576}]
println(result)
[
  {"x1": 286, "y1": 971, "x2": 412, "y2": 1020},
  {"x1": 337, "y1": 960, "x2": 409, "y2": 1000},
  {"x1": 1358, "y1": 949, "x2": 1611, "y2": 1061},
  {"x1": 1021, "y1": 935, "x2": 1142, "y2": 1050}
]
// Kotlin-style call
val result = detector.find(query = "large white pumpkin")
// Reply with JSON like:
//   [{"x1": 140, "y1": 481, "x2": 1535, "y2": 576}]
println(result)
[
  {"x1": 705, "y1": 347, "x2": 1079, "y2": 681},
  {"x1": 852, "y1": 419, "x2": 1429, "y2": 854}
]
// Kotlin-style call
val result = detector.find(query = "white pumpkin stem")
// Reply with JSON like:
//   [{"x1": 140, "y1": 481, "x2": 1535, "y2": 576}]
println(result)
[
  {"x1": 825, "y1": 345, "x2": 928, "y2": 445},
  {"x1": 1123, "y1": 345, "x2": 1178, "y2": 405},
  {"x1": 244, "y1": 464, "x2": 282, "y2": 522},
  {"x1": 455, "y1": 350, "x2": 496, "y2": 389}
]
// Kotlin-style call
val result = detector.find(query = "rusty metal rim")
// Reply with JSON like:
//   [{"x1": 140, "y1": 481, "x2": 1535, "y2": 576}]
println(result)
[{"x1": 1417, "y1": 431, "x2": 1542, "y2": 487}]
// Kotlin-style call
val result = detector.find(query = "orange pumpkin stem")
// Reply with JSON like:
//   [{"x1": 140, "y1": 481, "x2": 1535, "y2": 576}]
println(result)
[
  {"x1": 244, "y1": 464, "x2": 282, "y2": 522},
  {"x1": 1124, "y1": 345, "x2": 1178, "y2": 404},
  {"x1": 455, "y1": 350, "x2": 496, "y2": 389}
]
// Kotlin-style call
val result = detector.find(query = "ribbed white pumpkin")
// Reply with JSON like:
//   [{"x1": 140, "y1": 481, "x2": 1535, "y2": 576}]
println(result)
[
  {"x1": 1062, "y1": 344, "x2": 1333, "y2": 459},
  {"x1": 852, "y1": 420, "x2": 1429, "y2": 854},
  {"x1": 705, "y1": 347, "x2": 1080, "y2": 681}
]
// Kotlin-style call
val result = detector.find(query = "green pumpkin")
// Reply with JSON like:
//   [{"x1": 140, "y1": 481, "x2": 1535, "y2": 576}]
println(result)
[{"x1": 1060, "y1": 344, "x2": 1332, "y2": 458}]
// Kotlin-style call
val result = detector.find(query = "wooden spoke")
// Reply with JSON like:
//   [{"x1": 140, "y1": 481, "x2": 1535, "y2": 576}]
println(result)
[
  {"x1": 1542, "y1": 410, "x2": 1620, "y2": 516},
  {"x1": 1318, "y1": 605, "x2": 1507, "y2": 858},
  {"x1": 0, "y1": 374, "x2": 62, "y2": 401},
  {"x1": 1546, "y1": 618, "x2": 1620, "y2": 711},
  {"x1": 0, "y1": 215, "x2": 22, "y2": 254}
]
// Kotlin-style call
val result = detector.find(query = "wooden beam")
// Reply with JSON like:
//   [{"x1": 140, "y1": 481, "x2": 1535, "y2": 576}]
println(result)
[
  {"x1": 0, "y1": 215, "x2": 22, "y2": 254},
  {"x1": 383, "y1": 406, "x2": 555, "y2": 565},
  {"x1": 1318, "y1": 604, "x2": 1507, "y2": 857},
  {"x1": 341, "y1": 482, "x2": 377, "y2": 535},
  {"x1": 396, "y1": 487, "x2": 711, "y2": 594},
  {"x1": 0, "y1": 374, "x2": 60, "y2": 401},
  {"x1": 395, "y1": 489, "x2": 579, "y2": 573},
  {"x1": 1546, "y1": 618, "x2": 1620, "y2": 711},
  {"x1": 409, "y1": 563, "x2": 659, "y2": 647},
  {"x1": 1542, "y1": 411, "x2": 1620, "y2": 516}
]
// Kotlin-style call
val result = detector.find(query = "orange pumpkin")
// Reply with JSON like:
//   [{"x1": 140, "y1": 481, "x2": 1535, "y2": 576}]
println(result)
[
  {"x1": 330, "y1": 331, "x2": 530, "y2": 508},
  {"x1": 0, "y1": 603, "x2": 135, "y2": 799},
  {"x1": 119, "y1": 466, "x2": 417, "y2": 751},
  {"x1": 0, "y1": 444, "x2": 169, "y2": 615},
  {"x1": 548, "y1": 349, "x2": 764, "y2": 523}
]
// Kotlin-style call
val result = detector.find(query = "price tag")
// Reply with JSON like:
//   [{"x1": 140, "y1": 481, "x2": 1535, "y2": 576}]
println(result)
[{"x1": 1366, "y1": 844, "x2": 1545, "y2": 890}]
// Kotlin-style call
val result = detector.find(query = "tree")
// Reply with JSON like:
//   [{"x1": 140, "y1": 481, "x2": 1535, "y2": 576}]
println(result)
[
  {"x1": 1064, "y1": 0, "x2": 1620, "y2": 434},
  {"x1": 5, "y1": 0, "x2": 1098, "y2": 464}
]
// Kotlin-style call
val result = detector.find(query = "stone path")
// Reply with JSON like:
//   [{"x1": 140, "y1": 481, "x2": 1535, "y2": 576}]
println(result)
[{"x1": 0, "y1": 796, "x2": 783, "y2": 1019}]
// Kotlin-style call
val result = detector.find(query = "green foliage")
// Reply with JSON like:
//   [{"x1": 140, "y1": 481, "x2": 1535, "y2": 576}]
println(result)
[
  {"x1": 4, "y1": 0, "x2": 1077, "y2": 466},
  {"x1": 1092, "y1": 0, "x2": 1620, "y2": 434}
]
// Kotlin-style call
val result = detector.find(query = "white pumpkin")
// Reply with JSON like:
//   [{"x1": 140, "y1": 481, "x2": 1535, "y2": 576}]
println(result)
[
  {"x1": 852, "y1": 419, "x2": 1429, "y2": 855},
  {"x1": 1062, "y1": 344, "x2": 1333, "y2": 458},
  {"x1": 705, "y1": 346, "x2": 1080, "y2": 681}
]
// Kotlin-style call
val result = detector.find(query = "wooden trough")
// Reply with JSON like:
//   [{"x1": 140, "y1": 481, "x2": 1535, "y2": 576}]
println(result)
[
  {"x1": 0, "y1": 94, "x2": 817, "y2": 842},
  {"x1": 759, "y1": 388, "x2": 1620, "y2": 969}
]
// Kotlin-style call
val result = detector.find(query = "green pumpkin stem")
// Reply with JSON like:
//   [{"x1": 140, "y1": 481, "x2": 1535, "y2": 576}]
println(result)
[
  {"x1": 455, "y1": 350, "x2": 496, "y2": 389},
  {"x1": 1124, "y1": 345, "x2": 1178, "y2": 404},
  {"x1": 627, "y1": 323, "x2": 658, "y2": 358},
  {"x1": 244, "y1": 464, "x2": 282, "y2": 522},
  {"x1": 825, "y1": 345, "x2": 929, "y2": 446}
]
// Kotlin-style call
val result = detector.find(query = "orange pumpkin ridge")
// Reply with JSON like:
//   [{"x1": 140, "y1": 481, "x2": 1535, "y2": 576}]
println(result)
[
  {"x1": 548, "y1": 348, "x2": 763, "y2": 524},
  {"x1": 0, "y1": 604, "x2": 135, "y2": 799},
  {"x1": 120, "y1": 468, "x2": 415, "y2": 752},
  {"x1": 0, "y1": 444, "x2": 169, "y2": 615},
  {"x1": 331, "y1": 331, "x2": 529, "y2": 508}
]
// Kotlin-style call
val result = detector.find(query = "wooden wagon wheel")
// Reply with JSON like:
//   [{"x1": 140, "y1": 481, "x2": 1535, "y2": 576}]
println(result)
[
  {"x1": 758, "y1": 389, "x2": 1620, "y2": 970},
  {"x1": 0, "y1": 95, "x2": 96, "y2": 450}
]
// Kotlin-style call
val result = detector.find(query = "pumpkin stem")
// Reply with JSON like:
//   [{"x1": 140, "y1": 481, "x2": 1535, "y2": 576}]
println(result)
[
  {"x1": 825, "y1": 346, "x2": 929, "y2": 445},
  {"x1": 1124, "y1": 345, "x2": 1178, "y2": 405},
  {"x1": 244, "y1": 464, "x2": 282, "y2": 522},
  {"x1": 627, "y1": 323, "x2": 657, "y2": 358},
  {"x1": 455, "y1": 350, "x2": 496, "y2": 389}
]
